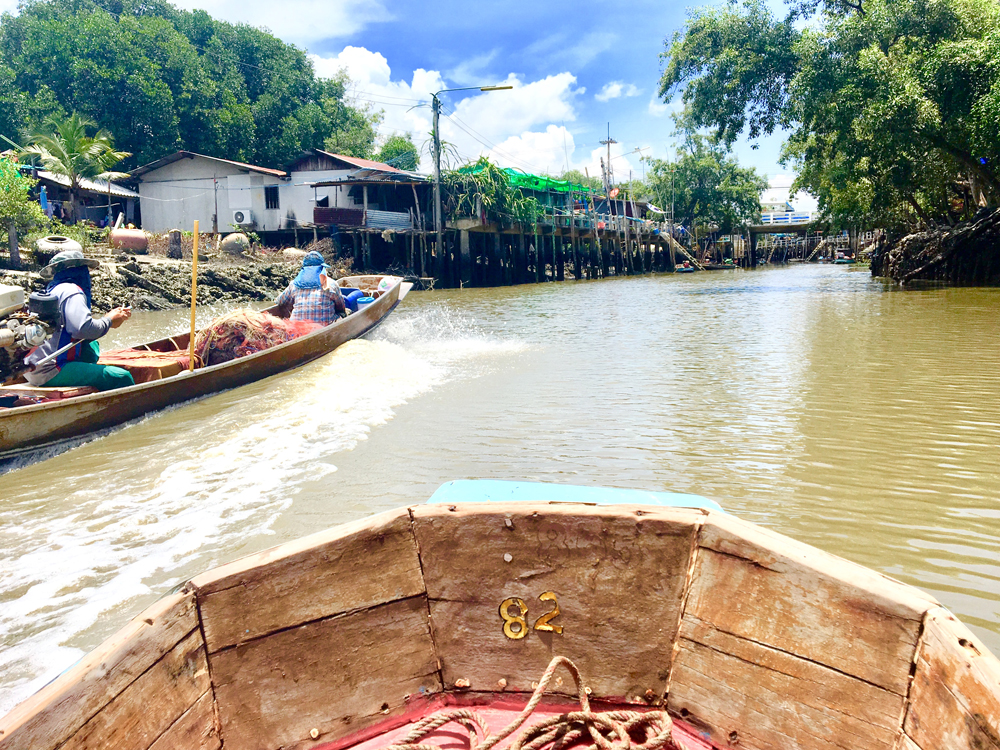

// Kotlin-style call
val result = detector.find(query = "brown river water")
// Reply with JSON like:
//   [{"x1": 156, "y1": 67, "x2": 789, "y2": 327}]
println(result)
[{"x1": 1, "y1": 264, "x2": 999, "y2": 713}]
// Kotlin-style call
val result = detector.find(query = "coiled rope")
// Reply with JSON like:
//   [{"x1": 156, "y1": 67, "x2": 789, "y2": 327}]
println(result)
[{"x1": 385, "y1": 656, "x2": 678, "y2": 750}]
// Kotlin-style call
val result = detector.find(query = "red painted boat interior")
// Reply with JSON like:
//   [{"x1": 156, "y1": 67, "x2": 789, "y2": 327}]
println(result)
[{"x1": 317, "y1": 693, "x2": 720, "y2": 750}]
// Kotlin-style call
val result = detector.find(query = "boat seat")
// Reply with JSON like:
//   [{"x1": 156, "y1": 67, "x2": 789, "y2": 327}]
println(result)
[
  {"x1": 0, "y1": 384, "x2": 99, "y2": 400},
  {"x1": 98, "y1": 349, "x2": 195, "y2": 383}
]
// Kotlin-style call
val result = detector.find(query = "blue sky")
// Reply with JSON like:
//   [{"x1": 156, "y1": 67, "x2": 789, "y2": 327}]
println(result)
[{"x1": 1, "y1": 0, "x2": 807, "y2": 204}]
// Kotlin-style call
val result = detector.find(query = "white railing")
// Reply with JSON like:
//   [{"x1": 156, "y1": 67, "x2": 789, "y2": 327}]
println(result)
[{"x1": 759, "y1": 211, "x2": 815, "y2": 225}]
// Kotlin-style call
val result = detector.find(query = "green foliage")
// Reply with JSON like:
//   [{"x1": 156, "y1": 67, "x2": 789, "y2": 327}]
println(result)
[
  {"x1": 556, "y1": 169, "x2": 602, "y2": 191},
  {"x1": 442, "y1": 158, "x2": 542, "y2": 227},
  {"x1": 375, "y1": 133, "x2": 419, "y2": 171},
  {"x1": 18, "y1": 112, "x2": 130, "y2": 222},
  {"x1": 0, "y1": 0, "x2": 381, "y2": 168},
  {"x1": 0, "y1": 157, "x2": 46, "y2": 233},
  {"x1": 659, "y1": 0, "x2": 1000, "y2": 229},
  {"x1": 644, "y1": 134, "x2": 767, "y2": 233},
  {"x1": 24, "y1": 218, "x2": 101, "y2": 251}
]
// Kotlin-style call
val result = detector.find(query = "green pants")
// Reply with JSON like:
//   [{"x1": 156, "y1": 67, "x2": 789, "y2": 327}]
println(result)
[{"x1": 47, "y1": 340, "x2": 135, "y2": 391}]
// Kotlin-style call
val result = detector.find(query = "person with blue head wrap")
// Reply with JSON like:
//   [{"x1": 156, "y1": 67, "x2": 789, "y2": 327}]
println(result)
[
  {"x1": 275, "y1": 251, "x2": 347, "y2": 325},
  {"x1": 24, "y1": 249, "x2": 135, "y2": 390}
]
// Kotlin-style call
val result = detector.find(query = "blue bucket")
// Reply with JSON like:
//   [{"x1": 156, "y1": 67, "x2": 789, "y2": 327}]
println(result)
[
  {"x1": 356, "y1": 296, "x2": 375, "y2": 311},
  {"x1": 342, "y1": 289, "x2": 364, "y2": 312}
]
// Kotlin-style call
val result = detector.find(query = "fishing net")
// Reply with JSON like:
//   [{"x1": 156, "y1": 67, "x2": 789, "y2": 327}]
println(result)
[{"x1": 194, "y1": 309, "x2": 321, "y2": 366}]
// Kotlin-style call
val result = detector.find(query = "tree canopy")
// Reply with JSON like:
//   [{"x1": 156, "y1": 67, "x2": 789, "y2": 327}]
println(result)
[
  {"x1": 0, "y1": 0, "x2": 381, "y2": 170},
  {"x1": 659, "y1": 0, "x2": 1000, "y2": 229},
  {"x1": 375, "y1": 133, "x2": 419, "y2": 171},
  {"x1": 19, "y1": 112, "x2": 131, "y2": 221}
]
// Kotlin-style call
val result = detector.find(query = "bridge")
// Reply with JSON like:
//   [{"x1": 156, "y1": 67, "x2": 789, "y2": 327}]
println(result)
[{"x1": 749, "y1": 211, "x2": 817, "y2": 234}]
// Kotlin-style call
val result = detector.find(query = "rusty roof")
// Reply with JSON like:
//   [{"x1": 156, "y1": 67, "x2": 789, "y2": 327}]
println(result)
[{"x1": 296, "y1": 150, "x2": 403, "y2": 173}]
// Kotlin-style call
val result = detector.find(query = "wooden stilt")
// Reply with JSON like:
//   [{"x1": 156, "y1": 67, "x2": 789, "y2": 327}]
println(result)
[{"x1": 516, "y1": 231, "x2": 526, "y2": 285}]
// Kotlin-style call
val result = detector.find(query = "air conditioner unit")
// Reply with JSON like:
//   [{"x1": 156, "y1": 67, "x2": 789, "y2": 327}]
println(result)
[{"x1": 232, "y1": 209, "x2": 254, "y2": 226}]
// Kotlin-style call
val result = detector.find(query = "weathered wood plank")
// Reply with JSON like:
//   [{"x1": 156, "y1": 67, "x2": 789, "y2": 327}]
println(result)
[
  {"x1": 669, "y1": 621, "x2": 904, "y2": 750},
  {"x1": 147, "y1": 690, "x2": 219, "y2": 750},
  {"x1": 904, "y1": 607, "x2": 1000, "y2": 750},
  {"x1": 209, "y1": 596, "x2": 439, "y2": 750},
  {"x1": 192, "y1": 507, "x2": 423, "y2": 652},
  {"x1": 59, "y1": 629, "x2": 210, "y2": 750},
  {"x1": 410, "y1": 503, "x2": 703, "y2": 698},
  {"x1": 0, "y1": 593, "x2": 197, "y2": 750},
  {"x1": 687, "y1": 512, "x2": 936, "y2": 695}
]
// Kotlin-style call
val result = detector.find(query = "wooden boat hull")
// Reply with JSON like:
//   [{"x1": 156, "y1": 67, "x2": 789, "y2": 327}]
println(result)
[
  {"x1": 0, "y1": 279, "x2": 410, "y2": 459},
  {"x1": 1, "y1": 483, "x2": 997, "y2": 750}
]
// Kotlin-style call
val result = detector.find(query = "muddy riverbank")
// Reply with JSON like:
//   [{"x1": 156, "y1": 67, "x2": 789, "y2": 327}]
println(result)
[
  {"x1": 872, "y1": 206, "x2": 1000, "y2": 284},
  {"x1": 0, "y1": 242, "x2": 354, "y2": 314}
]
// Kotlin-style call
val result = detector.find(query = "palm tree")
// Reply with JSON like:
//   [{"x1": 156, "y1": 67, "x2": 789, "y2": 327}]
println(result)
[{"x1": 19, "y1": 112, "x2": 131, "y2": 223}]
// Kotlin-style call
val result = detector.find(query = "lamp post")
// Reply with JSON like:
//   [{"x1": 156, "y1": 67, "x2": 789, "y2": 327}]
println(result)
[{"x1": 431, "y1": 85, "x2": 512, "y2": 260}]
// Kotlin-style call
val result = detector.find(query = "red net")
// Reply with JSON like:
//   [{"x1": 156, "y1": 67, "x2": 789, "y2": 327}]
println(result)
[{"x1": 194, "y1": 309, "x2": 321, "y2": 366}]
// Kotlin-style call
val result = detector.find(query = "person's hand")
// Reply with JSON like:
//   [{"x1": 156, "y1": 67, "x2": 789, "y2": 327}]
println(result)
[{"x1": 108, "y1": 306, "x2": 132, "y2": 328}]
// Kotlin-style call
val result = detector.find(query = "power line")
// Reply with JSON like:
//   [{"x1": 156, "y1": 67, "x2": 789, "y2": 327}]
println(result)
[{"x1": 440, "y1": 106, "x2": 553, "y2": 175}]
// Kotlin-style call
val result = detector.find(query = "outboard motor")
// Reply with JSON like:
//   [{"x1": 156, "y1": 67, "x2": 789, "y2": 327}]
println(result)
[{"x1": 0, "y1": 284, "x2": 57, "y2": 385}]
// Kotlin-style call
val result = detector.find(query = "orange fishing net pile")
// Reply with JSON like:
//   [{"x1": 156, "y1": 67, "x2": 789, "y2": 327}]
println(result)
[{"x1": 194, "y1": 309, "x2": 321, "y2": 366}]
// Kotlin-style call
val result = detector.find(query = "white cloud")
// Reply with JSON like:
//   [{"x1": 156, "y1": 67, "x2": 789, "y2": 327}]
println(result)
[
  {"x1": 446, "y1": 51, "x2": 500, "y2": 87},
  {"x1": 595, "y1": 81, "x2": 640, "y2": 102},
  {"x1": 648, "y1": 94, "x2": 679, "y2": 117},
  {"x1": 486, "y1": 126, "x2": 577, "y2": 176},
  {"x1": 311, "y1": 46, "x2": 586, "y2": 175},
  {"x1": 524, "y1": 30, "x2": 618, "y2": 69},
  {"x1": 171, "y1": 0, "x2": 388, "y2": 45}
]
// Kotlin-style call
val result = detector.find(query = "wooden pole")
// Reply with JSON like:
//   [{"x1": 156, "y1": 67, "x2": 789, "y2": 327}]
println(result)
[
  {"x1": 7, "y1": 220, "x2": 20, "y2": 269},
  {"x1": 188, "y1": 220, "x2": 199, "y2": 372}
]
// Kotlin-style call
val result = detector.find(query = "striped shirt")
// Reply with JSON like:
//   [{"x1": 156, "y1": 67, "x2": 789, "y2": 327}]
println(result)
[{"x1": 276, "y1": 283, "x2": 345, "y2": 326}]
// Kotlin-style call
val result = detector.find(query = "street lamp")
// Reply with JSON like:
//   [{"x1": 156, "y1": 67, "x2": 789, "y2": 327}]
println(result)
[{"x1": 432, "y1": 85, "x2": 513, "y2": 258}]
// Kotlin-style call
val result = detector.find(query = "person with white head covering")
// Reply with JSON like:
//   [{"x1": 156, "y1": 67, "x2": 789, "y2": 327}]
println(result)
[{"x1": 24, "y1": 250, "x2": 134, "y2": 390}]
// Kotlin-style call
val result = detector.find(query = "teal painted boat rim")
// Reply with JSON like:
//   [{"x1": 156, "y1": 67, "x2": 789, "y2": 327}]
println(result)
[{"x1": 426, "y1": 479, "x2": 723, "y2": 511}]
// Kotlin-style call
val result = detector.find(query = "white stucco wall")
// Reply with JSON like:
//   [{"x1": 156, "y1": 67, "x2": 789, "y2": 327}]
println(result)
[
  {"x1": 138, "y1": 156, "x2": 288, "y2": 234},
  {"x1": 137, "y1": 157, "x2": 381, "y2": 234}
]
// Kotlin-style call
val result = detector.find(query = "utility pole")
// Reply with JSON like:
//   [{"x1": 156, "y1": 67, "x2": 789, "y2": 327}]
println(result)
[
  {"x1": 432, "y1": 93, "x2": 443, "y2": 260},
  {"x1": 600, "y1": 123, "x2": 617, "y2": 197},
  {"x1": 432, "y1": 84, "x2": 512, "y2": 268}
]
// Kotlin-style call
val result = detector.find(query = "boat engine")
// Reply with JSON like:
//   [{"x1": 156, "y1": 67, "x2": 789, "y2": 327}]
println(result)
[{"x1": 0, "y1": 283, "x2": 59, "y2": 384}]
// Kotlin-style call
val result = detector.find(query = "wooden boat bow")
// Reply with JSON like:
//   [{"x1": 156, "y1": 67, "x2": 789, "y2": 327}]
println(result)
[{"x1": 0, "y1": 483, "x2": 996, "y2": 750}]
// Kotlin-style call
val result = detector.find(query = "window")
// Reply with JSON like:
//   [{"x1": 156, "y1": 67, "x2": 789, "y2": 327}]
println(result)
[{"x1": 265, "y1": 185, "x2": 280, "y2": 210}]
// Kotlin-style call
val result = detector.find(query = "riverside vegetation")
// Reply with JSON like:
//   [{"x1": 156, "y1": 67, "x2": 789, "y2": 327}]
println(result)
[{"x1": 660, "y1": 0, "x2": 1000, "y2": 283}]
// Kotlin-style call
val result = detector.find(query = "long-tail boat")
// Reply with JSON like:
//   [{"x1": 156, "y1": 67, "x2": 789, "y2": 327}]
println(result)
[
  {"x1": 0, "y1": 275, "x2": 411, "y2": 461},
  {"x1": 0, "y1": 480, "x2": 996, "y2": 750}
]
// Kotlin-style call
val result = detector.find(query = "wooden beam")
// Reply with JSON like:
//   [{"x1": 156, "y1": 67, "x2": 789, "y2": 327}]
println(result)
[
  {"x1": 410, "y1": 503, "x2": 702, "y2": 699},
  {"x1": 0, "y1": 594, "x2": 198, "y2": 750},
  {"x1": 58, "y1": 630, "x2": 210, "y2": 750},
  {"x1": 192, "y1": 508, "x2": 423, "y2": 652},
  {"x1": 904, "y1": 607, "x2": 1000, "y2": 750},
  {"x1": 210, "y1": 597, "x2": 439, "y2": 750}
]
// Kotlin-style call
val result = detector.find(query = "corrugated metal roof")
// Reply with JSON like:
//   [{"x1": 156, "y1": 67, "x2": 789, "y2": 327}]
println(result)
[
  {"x1": 37, "y1": 170, "x2": 139, "y2": 198},
  {"x1": 132, "y1": 151, "x2": 287, "y2": 178}
]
